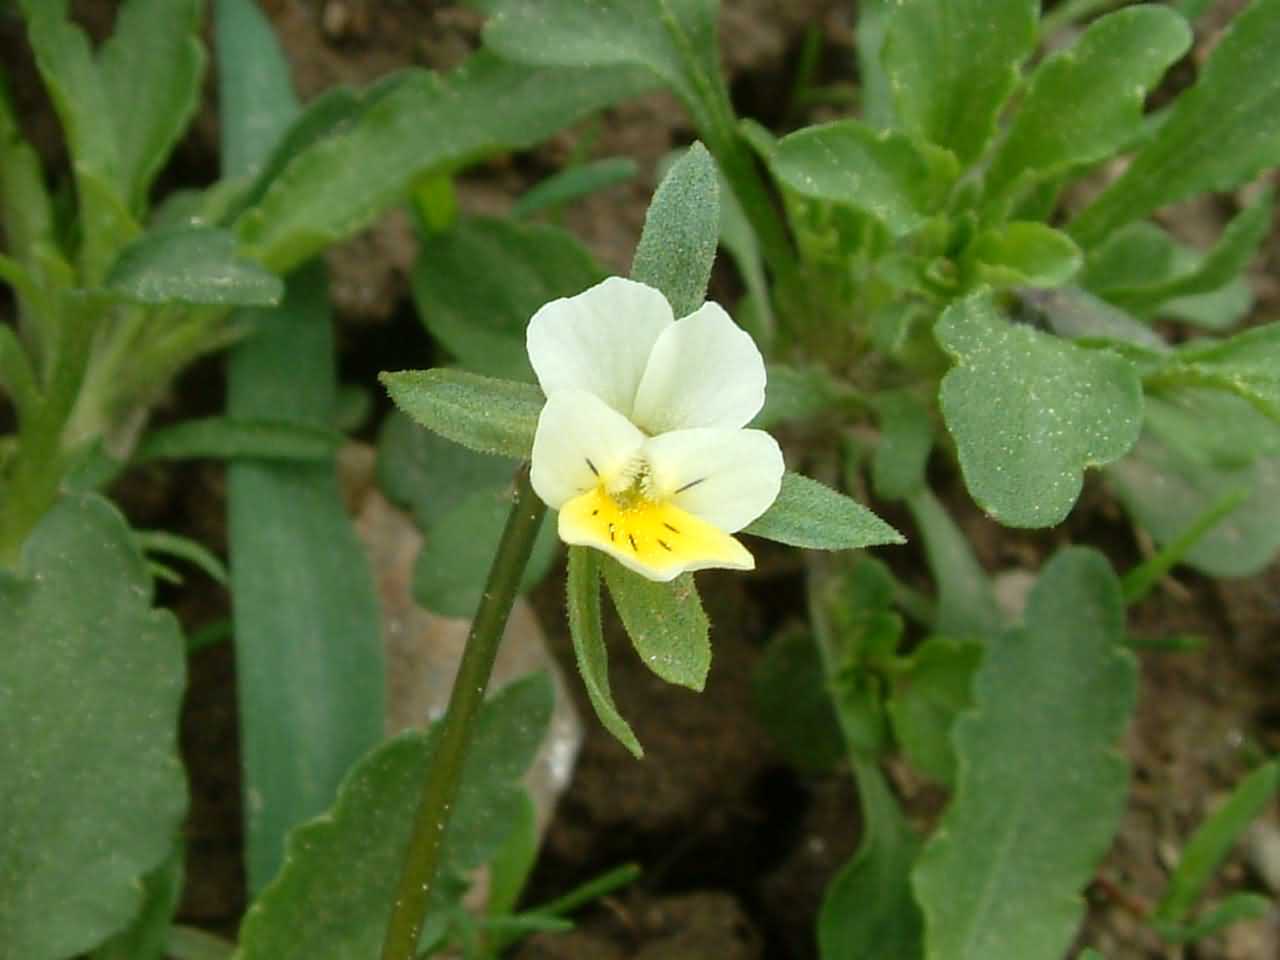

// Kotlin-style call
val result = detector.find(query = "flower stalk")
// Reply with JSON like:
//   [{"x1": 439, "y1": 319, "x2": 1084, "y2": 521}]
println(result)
[{"x1": 380, "y1": 464, "x2": 547, "y2": 960}]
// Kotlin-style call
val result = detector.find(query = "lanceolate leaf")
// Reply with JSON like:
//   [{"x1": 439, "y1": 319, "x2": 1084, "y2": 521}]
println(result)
[
  {"x1": 218, "y1": 0, "x2": 385, "y2": 894},
  {"x1": 937, "y1": 289, "x2": 1142, "y2": 527},
  {"x1": 484, "y1": 0, "x2": 722, "y2": 129},
  {"x1": 0, "y1": 496, "x2": 186, "y2": 960},
  {"x1": 773, "y1": 120, "x2": 958, "y2": 236},
  {"x1": 237, "y1": 52, "x2": 652, "y2": 272},
  {"x1": 98, "y1": 0, "x2": 205, "y2": 214},
  {"x1": 913, "y1": 548, "x2": 1137, "y2": 960},
  {"x1": 744, "y1": 472, "x2": 905, "y2": 549},
  {"x1": 881, "y1": 0, "x2": 1038, "y2": 163},
  {"x1": 1071, "y1": 0, "x2": 1280, "y2": 246},
  {"x1": 630, "y1": 142, "x2": 720, "y2": 319},
  {"x1": 380, "y1": 369, "x2": 543, "y2": 460},
  {"x1": 984, "y1": 6, "x2": 1191, "y2": 205}
]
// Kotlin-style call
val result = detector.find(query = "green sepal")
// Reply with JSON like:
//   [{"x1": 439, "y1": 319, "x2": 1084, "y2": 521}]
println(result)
[
  {"x1": 602, "y1": 558, "x2": 710, "y2": 692},
  {"x1": 567, "y1": 546, "x2": 643, "y2": 757}
]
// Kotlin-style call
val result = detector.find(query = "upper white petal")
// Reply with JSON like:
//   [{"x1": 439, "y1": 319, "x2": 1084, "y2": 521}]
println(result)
[
  {"x1": 643, "y1": 428, "x2": 784, "y2": 532},
  {"x1": 530, "y1": 389, "x2": 645, "y2": 509},
  {"x1": 630, "y1": 301, "x2": 767, "y2": 433},
  {"x1": 526, "y1": 277, "x2": 673, "y2": 418}
]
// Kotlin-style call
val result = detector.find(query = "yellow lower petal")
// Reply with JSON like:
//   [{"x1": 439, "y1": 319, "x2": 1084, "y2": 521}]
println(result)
[{"x1": 558, "y1": 486, "x2": 754, "y2": 581}]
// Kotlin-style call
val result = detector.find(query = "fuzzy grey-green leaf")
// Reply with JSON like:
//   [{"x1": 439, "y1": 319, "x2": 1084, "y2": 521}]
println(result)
[
  {"x1": 913, "y1": 548, "x2": 1137, "y2": 960},
  {"x1": 630, "y1": 142, "x2": 719, "y2": 318},
  {"x1": 1071, "y1": 0, "x2": 1280, "y2": 245},
  {"x1": 773, "y1": 120, "x2": 958, "y2": 236},
  {"x1": 106, "y1": 225, "x2": 283, "y2": 306},
  {"x1": 381, "y1": 369, "x2": 543, "y2": 460},
  {"x1": 744, "y1": 471, "x2": 904, "y2": 549},
  {"x1": 937, "y1": 289, "x2": 1142, "y2": 527},
  {"x1": 0, "y1": 495, "x2": 187, "y2": 960}
]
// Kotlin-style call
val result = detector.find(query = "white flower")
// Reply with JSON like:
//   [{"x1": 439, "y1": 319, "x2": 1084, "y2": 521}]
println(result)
[{"x1": 527, "y1": 277, "x2": 784, "y2": 582}]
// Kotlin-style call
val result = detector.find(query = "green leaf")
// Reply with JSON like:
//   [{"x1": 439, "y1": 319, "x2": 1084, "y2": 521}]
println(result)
[
  {"x1": 413, "y1": 484, "x2": 557, "y2": 617},
  {"x1": 881, "y1": 0, "x2": 1038, "y2": 163},
  {"x1": 937, "y1": 289, "x2": 1143, "y2": 527},
  {"x1": 912, "y1": 548, "x2": 1137, "y2": 960},
  {"x1": 236, "y1": 675, "x2": 554, "y2": 960},
  {"x1": 873, "y1": 388, "x2": 933, "y2": 500},
  {"x1": 1169, "y1": 322, "x2": 1280, "y2": 420},
  {"x1": 1088, "y1": 189, "x2": 1273, "y2": 313},
  {"x1": 237, "y1": 52, "x2": 652, "y2": 272},
  {"x1": 744, "y1": 471, "x2": 905, "y2": 549},
  {"x1": 968, "y1": 222, "x2": 1082, "y2": 289},
  {"x1": 134, "y1": 529, "x2": 229, "y2": 586},
  {"x1": 0, "y1": 81, "x2": 55, "y2": 270},
  {"x1": 751, "y1": 626, "x2": 845, "y2": 773},
  {"x1": 1106, "y1": 389, "x2": 1280, "y2": 577},
  {"x1": 380, "y1": 369, "x2": 543, "y2": 460},
  {"x1": 602, "y1": 559, "x2": 710, "y2": 692},
  {"x1": 0, "y1": 322, "x2": 39, "y2": 428},
  {"x1": 1155, "y1": 893, "x2": 1273, "y2": 945},
  {"x1": 93, "y1": 845, "x2": 184, "y2": 960},
  {"x1": 772, "y1": 120, "x2": 958, "y2": 236},
  {"x1": 513, "y1": 156, "x2": 639, "y2": 218},
  {"x1": 1154, "y1": 760, "x2": 1279, "y2": 926},
  {"x1": 485, "y1": 0, "x2": 721, "y2": 129},
  {"x1": 818, "y1": 760, "x2": 924, "y2": 960},
  {"x1": 887, "y1": 637, "x2": 982, "y2": 785},
  {"x1": 106, "y1": 225, "x2": 283, "y2": 306},
  {"x1": 225, "y1": 265, "x2": 387, "y2": 895},
  {"x1": 98, "y1": 0, "x2": 205, "y2": 214},
  {"x1": 1071, "y1": 0, "x2": 1280, "y2": 246},
  {"x1": 906, "y1": 489, "x2": 1001, "y2": 637},
  {"x1": 376, "y1": 411, "x2": 514, "y2": 530},
  {"x1": 630, "y1": 141, "x2": 719, "y2": 319},
  {"x1": 412, "y1": 217, "x2": 603, "y2": 380},
  {"x1": 752, "y1": 363, "x2": 838, "y2": 430},
  {"x1": 136, "y1": 416, "x2": 342, "y2": 463},
  {"x1": 984, "y1": 6, "x2": 1191, "y2": 205},
  {"x1": 567, "y1": 546, "x2": 643, "y2": 757},
  {"x1": 0, "y1": 495, "x2": 186, "y2": 960},
  {"x1": 215, "y1": 0, "x2": 299, "y2": 180}
]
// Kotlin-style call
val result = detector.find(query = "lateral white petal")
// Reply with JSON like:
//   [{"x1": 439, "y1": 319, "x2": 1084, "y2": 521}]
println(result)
[
  {"x1": 643, "y1": 428, "x2": 784, "y2": 532},
  {"x1": 631, "y1": 301, "x2": 767, "y2": 433},
  {"x1": 530, "y1": 389, "x2": 645, "y2": 509},
  {"x1": 526, "y1": 276, "x2": 673, "y2": 418}
]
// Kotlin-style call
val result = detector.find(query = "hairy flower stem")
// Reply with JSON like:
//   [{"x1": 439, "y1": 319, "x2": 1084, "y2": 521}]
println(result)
[{"x1": 380, "y1": 464, "x2": 547, "y2": 960}]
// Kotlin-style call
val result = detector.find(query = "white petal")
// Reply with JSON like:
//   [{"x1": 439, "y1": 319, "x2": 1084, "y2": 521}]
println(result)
[
  {"x1": 630, "y1": 301, "x2": 767, "y2": 433},
  {"x1": 526, "y1": 276, "x2": 673, "y2": 418},
  {"x1": 530, "y1": 389, "x2": 645, "y2": 509},
  {"x1": 643, "y1": 428, "x2": 784, "y2": 532}
]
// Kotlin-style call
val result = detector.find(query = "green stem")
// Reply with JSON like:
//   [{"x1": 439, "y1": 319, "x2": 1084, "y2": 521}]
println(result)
[{"x1": 380, "y1": 464, "x2": 547, "y2": 960}]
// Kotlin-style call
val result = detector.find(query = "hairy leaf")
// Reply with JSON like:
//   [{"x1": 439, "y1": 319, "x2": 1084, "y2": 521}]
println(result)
[
  {"x1": 937, "y1": 289, "x2": 1142, "y2": 527},
  {"x1": 744, "y1": 472, "x2": 905, "y2": 549},
  {"x1": 106, "y1": 225, "x2": 283, "y2": 306},
  {"x1": 913, "y1": 548, "x2": 1137, "y2": 960},
  {"x1": 381, "y1": 369, "x2": 543, "y2": 460},
  {"x1": 1071, "y1": 0, "x2": 1280, "y2": 245},
  {"x1": 773, "y1": 120, "x2": 958, "y2": 236},
  {"x1": 0, "y1": 496, "x2": 186, "y2": 960},
  {"x1": 881, "y1": 0, "x2": 1038, "y2": 162}
]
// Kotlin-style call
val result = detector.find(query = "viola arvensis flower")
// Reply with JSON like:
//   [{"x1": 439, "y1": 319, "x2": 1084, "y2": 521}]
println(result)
[{"x1": 528, "y1": 277, "x2": 784, "y2": 581}]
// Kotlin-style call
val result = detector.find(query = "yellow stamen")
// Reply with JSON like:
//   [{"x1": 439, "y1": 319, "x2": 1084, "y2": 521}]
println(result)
[{"x1": 559, "y1": 486, "x2": 753, "y2": 580}]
